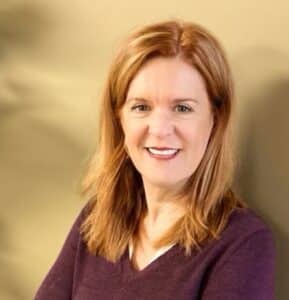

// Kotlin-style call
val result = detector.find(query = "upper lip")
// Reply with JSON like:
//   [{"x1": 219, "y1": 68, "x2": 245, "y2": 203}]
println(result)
[{"x1": 145, "y1": 147, "x2": 180, "y2": 150}]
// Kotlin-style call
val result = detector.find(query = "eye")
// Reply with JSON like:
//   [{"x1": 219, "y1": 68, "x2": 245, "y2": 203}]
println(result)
[
  {"x1": 130, "y1": 104, "x2": 150, "y2": 112},
  {"x1": 175, "y1": 104, "x2": 193, "y2": 113}
]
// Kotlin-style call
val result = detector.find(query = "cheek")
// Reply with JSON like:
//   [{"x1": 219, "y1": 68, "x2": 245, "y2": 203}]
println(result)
[
  {"x1": 123, "y1": 123, "x2": 145, "y2": 150},
  {"x1": 186, "y1": 123, "x2": 212, "y2": 154}
]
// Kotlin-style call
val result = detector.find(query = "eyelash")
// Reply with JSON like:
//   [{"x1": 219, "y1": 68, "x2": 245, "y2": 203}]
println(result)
[{"x1": 130, "y1": 104, "x2": 193, "y2": 113}]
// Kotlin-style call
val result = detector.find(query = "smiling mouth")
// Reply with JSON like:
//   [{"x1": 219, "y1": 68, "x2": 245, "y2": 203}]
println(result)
[{"x1": 144, "y1": 147, "x2": 180, "y2": 158}]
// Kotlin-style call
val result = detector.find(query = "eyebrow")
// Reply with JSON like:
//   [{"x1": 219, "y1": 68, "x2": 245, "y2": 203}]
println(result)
[{"x1": 126, "y1": 97, "x2": 199, "y2": 105}]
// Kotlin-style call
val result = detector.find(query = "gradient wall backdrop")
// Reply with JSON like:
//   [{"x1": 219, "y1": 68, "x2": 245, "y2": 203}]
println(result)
[{"x1": 0, "y1": 0, "x2": 288, "y2": 299}]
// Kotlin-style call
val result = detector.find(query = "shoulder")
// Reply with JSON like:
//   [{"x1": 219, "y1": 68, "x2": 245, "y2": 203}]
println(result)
[
  {"x1": 66, "y1": 200, "x2": 94, "y2": 238},
  {"x1": 199, "y1": 208, "x2": 276, "y2": 298},
  {"x1": 76, "y1": 199, "x2": 94, "y2": 224},
  {"x1": 224, "y1": 207, "x2": 273, "y2": 236},
  {"x1": 206, "y1": 207, "x2": 276, "y2": 261}
]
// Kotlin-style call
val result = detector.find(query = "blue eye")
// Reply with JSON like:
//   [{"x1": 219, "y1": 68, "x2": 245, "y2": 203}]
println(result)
[
  {"x1": 175, "y1": 104, "x2": 193, "y2": 112},
  {"x1": 131, "y1": 104, "x2": 150, "y2": 111}
]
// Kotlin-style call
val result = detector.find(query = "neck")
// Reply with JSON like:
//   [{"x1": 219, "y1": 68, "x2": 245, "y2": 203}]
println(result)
[
  {"x1": 135, "y1": 179, "x2": 187, "y2": 250},
  {"x1": 141, "y1": 178, "x2": 187, "y2": 226}
]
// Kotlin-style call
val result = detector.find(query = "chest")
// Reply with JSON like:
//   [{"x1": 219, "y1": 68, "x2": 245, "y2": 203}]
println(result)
[
  {"x1": 129, "y1": 239, "x2": 175, "y2": 271},
  {"x1": 72, "y1": 240, "x2": 212, "y2": 300}
]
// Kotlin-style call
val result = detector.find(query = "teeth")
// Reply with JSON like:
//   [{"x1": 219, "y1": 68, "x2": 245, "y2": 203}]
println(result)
[{"x1": 147, "y1": 148, "x2": 178, "y2": 155}]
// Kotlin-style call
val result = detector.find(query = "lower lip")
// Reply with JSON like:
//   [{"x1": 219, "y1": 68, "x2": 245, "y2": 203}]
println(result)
[{"x1": 145, "y1": 148, "x2": 180, "y2": 160}]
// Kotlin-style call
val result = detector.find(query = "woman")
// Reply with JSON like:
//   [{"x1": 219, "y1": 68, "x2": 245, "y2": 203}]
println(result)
[{"x1": 35, "y1": 19, "x2": 275, "y2": 299}]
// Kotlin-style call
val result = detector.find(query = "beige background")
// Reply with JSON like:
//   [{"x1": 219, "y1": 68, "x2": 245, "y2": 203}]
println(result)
[{"x1": 0, "y1": 0, "x2": 288, "y2": 299}]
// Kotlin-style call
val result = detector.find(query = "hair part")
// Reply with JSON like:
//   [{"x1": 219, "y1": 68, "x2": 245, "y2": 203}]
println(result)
[{"x1": 80, "y1": 18, "x2": 247, "y2": 262}]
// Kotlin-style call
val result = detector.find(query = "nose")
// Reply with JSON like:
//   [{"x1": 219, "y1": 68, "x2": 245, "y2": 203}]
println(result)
[{"x1": 148, "y1": 109, "x2": 175, "y2": 138}]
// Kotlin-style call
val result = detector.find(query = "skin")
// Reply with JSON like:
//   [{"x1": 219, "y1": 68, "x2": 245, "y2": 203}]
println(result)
[{"x1": 120, "y1": 56, "x2": 214, "y2": 248}]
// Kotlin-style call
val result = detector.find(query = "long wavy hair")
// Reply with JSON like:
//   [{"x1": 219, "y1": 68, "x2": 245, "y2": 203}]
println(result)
[{"x1": 80, "y1": 19, "x2": 247, "y2": 262}]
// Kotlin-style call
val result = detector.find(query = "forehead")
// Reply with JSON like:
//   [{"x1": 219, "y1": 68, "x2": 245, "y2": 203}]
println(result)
[{"x1": 126, "y1": 56, "x2": 208, "y2": 101}]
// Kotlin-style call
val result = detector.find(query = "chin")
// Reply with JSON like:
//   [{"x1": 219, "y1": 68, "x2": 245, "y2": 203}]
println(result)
[{"x1": 143, "y1": 175, "x2": 188, "y2": 189}]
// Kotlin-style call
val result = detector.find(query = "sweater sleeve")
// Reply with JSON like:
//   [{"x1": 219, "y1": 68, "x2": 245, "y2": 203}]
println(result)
[
  {"x1": 201, "y1": 228, "x2": 276, "y2": 300},
  {"x1": 34, "y1": 204, "x2": 88, "y2": 300}
]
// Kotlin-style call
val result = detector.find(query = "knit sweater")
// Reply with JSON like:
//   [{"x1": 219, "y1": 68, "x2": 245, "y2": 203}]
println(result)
[{"x1": 34, "y1": 205, "x2": 275, "y2": 300}]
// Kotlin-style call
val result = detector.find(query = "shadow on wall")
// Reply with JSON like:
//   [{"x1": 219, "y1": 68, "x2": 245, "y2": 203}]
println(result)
[
  {"x1": 0, "y1": 1, "x2": 52, "y2": 56},
  {"x1": 233, "y1": 48, "x2": 289, "y2": 300},
  {"x1": 0, "y1": 0, "x2": 87, "y2": 196},
  {"x1": 0, "y1": 2, "x2": 51, "y2": 300},
  {"x1": 0, "y1": 0, "x2": 54, "y2": 122},
  {"x1": 0, "y1": 2, "x2": 86, "y2": 300}
]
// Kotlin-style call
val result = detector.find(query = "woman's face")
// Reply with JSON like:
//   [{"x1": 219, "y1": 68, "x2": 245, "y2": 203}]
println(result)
[{"x1": 120, "y1": 56, "x2": 214, "y2": 190}]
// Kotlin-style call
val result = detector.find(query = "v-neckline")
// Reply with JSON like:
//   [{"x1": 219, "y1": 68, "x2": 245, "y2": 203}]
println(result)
[{"x1": 121, "y1": 243, "x2": 182, "y2": 280}]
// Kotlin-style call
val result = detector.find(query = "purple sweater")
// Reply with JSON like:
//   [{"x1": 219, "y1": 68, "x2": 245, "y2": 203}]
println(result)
[{"x1": 34, "y1": 205, "x2": 275, "y2": 300}]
